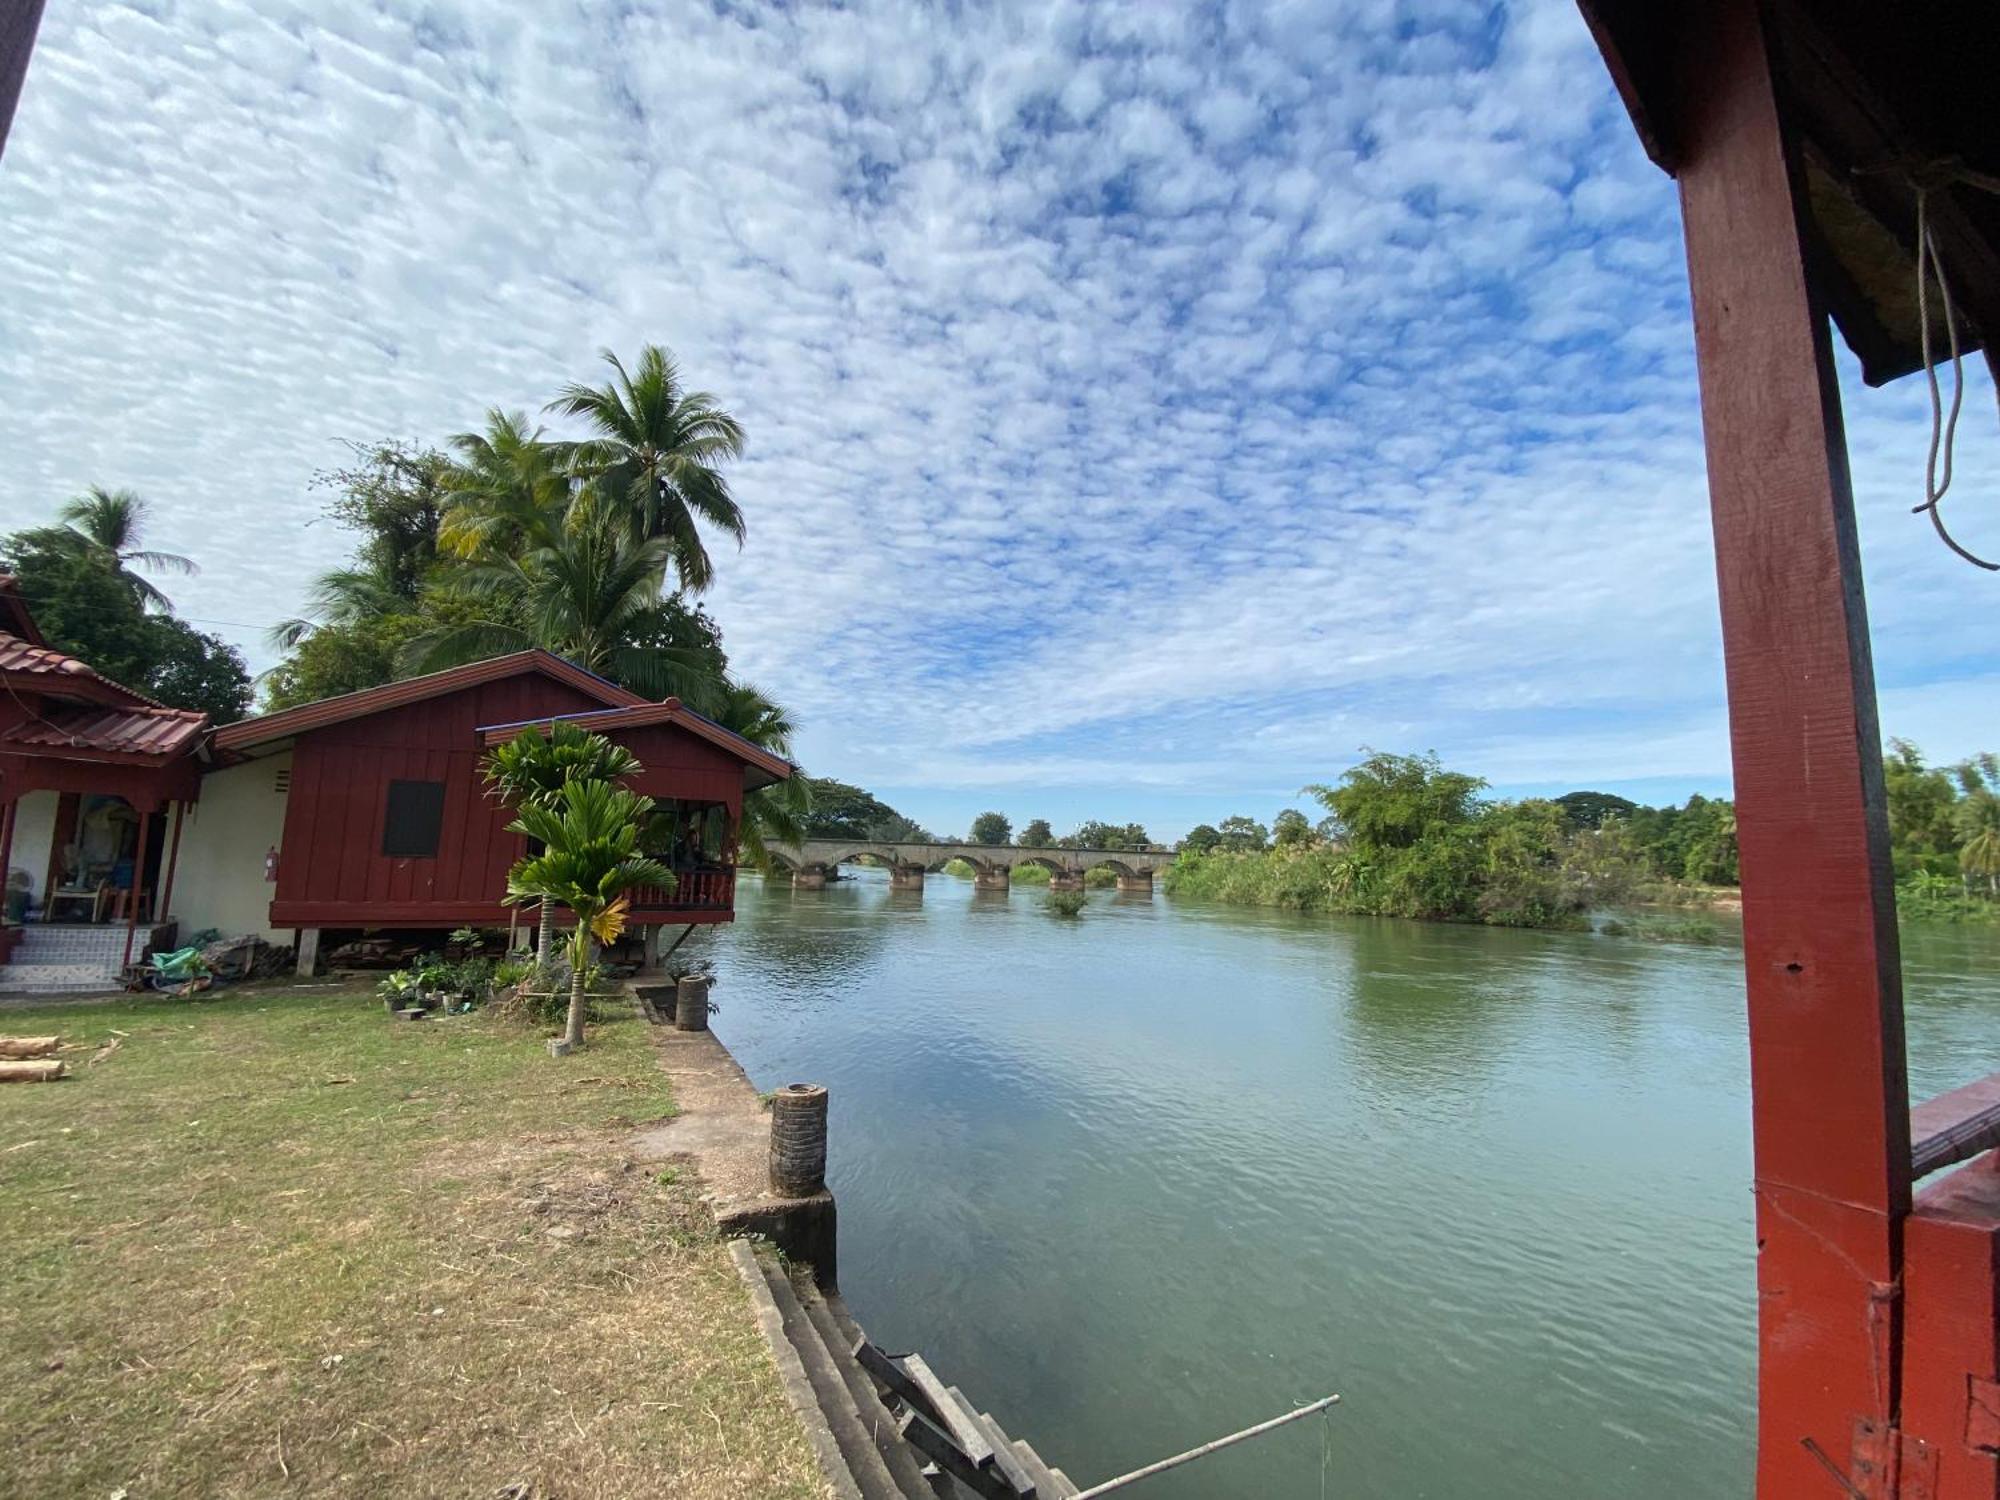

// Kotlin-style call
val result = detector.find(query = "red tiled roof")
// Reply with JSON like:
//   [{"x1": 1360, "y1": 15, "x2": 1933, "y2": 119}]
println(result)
[
  {"x1": 0, "y1": 703, "x2": 207, "y2": 762},
  {"x1": 0, "y1": 630, "x2": 160, "y2": 708}
]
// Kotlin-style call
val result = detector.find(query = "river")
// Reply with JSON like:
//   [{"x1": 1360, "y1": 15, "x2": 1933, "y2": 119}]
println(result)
[{"x1": 694, "y1": 869, "x2": 2000, "y2": 1499}]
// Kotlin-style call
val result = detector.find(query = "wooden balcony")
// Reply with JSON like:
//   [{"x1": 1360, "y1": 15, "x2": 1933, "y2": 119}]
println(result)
[{"x1": 631, "y1": 868, "x2": 734, "y2": 914}]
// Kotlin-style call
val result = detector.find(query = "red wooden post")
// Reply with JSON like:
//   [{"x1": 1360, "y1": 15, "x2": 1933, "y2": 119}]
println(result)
[
  {"x1": 157, "y1": 799, "x2": 185, "y2": 929},
  {"x1": 121, "y1": 805, "x2": 152, "y2": 972},
  {"x1": 1903, "y1": 1161, "x2": 2000, "y2": 1498},
  {"x1": 1672, "y1": 1, "x2": 1912, "y2": 1492}
]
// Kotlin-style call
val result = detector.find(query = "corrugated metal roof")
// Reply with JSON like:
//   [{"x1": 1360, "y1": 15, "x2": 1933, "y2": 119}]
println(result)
[
  {"x1": 214, "y1": 649, "x2": 644, "y2": 751},
  {"x1": 474, "y1": 697, "x2": 796, "y2": 786},
  {"x1": 0, "y1": 702, "x2": 206, "y2": 761},
  {"x1": 0, "y1": 629, "x2": 161, "y2": 707}
]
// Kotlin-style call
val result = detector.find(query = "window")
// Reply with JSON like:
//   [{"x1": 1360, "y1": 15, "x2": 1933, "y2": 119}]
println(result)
[{"x1": 381, "y1": 779, "x2": 446, "y2": 858}]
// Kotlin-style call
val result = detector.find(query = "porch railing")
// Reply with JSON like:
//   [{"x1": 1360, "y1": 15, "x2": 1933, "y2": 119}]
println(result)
[{"x1": 631, "y1": 869, "x2": 734, "y2": 911}]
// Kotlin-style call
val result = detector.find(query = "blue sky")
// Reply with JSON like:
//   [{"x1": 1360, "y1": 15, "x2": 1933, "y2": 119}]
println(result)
[{"x1": 2, "y1": 0, "x2": 1995, "y2": 841}]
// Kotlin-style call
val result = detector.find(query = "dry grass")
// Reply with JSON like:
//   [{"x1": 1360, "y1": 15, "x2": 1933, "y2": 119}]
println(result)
[{"x1": 0, "y1": 984, "x2": 829, "y2": 1499}]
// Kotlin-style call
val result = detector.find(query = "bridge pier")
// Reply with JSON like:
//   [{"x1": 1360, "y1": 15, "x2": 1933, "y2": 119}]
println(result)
[
  {"x1": 1048, "y1": 871, "x2": 1084, "y2": 892},
  {"x1": 1116, "y1": 871, "x2": 1154, "y2": 894},
  {"x1": 889, "y1": 864, "x2": 926, "y2": 891},
  {"x1": 793, "y1": 868, "x2": 828, "y2": 890},
  {"x1": 973, "y1": 868, "x2": 1011, "y2": 893}
]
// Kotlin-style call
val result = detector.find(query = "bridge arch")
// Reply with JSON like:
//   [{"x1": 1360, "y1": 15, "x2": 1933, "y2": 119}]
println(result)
[
  {"x1": 1074, "y1": 854, "x2": 1142, "y2": 877},
  {"x1": 1013, "y1": 854, "x2": 1069, "y2": 876},
  {"x1": 818, "y1": 846, "x2": 903, "y2": 870}
]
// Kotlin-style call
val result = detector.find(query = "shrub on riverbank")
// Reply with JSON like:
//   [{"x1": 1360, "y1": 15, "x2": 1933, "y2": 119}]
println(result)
[
  {"x1": 1165, "y1": 752, "x2": 1639, "y2": 930},
  {"x1": 1896, "y1": 872, "x2": 2000, "y2": 923}
]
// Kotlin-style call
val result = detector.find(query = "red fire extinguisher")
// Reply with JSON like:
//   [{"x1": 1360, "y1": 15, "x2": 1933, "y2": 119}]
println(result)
[{"x1": 264, "y1": 845, "x2": 280, "y2": 883}]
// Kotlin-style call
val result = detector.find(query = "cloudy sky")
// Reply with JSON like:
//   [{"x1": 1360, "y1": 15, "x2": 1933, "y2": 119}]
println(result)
[{"x1": 2, "y1": 0, "x2": 1995, "y2": 839}]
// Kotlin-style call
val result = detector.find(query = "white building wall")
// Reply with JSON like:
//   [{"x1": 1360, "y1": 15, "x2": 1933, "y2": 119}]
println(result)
[
  {"x1": 6, "y1": 790, "x2": 59, "y2": 915},
  {"x1": 169, "y1": 753, "x2": 291, "y2": 942}
]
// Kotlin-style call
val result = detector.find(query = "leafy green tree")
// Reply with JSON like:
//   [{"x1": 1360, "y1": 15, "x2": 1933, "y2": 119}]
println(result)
[
  {"x1": 1305, "y1": 752, "x2": 1485, "y2": 853},
  {"x1": 1272, "y1": 808, "x2": 1314, "y2": 848},
  {"x1": 57, "y1": 486, "x2": 197, "y2": 613},
  {"x1": 1180, "y1": 824, "x2": 1221, "y2": 855},
  {"x1": 969, "y1": 811, "x2": 1012, "y2": 845},
  {"x1": 1885, "y1": 739, "x2": 1967, "y2": 879},
  {"x1": 3, "y1": 527, "x2": 168, "y2": 688},
  {"x1": 147, "y1": 617, "x2": 252, "y2": 723},
  {"x1": 1555, "y1": 790, "x2": 1638, "y2": 830},
  {"x1": 1474, "y1": 799, "x2": 1574, "y2": 925},
  {"x1": 405, "y1": 491, "x2": 720, "y2": 704},
  {"x1": 1018, "y1": 819, "x2": 1054, "y2": 847},
  {"x1": 709, "y1": 679, "x2": 807, "y2": 870},
  {"x1": 506, "y1": 778, "x2": 671, "y2": 1052},
  {"x1": 1954, "y1": 754, "x2": 2000, "y2": 895},
  {"x1": 1215, "y1": 816, "x2": 1269, "y2": 853},
  {"x1": 547, "y1": 344, "x2": 746, "y2": 594},
  {"x1": 800, "y1": 779, "x2": 933, "y2": 842},
  {"x1": 1062, "y1": 820, "x2": 1150, "y2": 849},
  {"x1": 482, "y1": 724, "x2": 644, "y2": 973},
  {"x1": 438, "y1": 412, "x2": 572, "y2": 562},
  {"x1": 315, "y1": 441, "x2": 450, "y2": 600},
  {"x1": 0, "y1": 527, "x2": 247, "y2": 719},
  {"x1": 1679, "y1": 800, "x2": 1739, "y2": 885}
]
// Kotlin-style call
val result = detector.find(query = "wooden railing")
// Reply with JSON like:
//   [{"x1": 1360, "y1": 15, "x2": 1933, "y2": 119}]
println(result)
[{"x1": 631, "y1": 869, "x2": 735, "y2": 911}]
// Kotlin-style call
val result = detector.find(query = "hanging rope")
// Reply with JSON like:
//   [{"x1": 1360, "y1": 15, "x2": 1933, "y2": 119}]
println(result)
[{"x1": 1909, "y1": 177, "x2": 1999, "y2": 570}]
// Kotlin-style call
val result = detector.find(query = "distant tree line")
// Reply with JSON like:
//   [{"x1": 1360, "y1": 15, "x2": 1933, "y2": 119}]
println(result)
[
  {"x1": 1169, "y1": 741, "x2": 2000, "y2": 929},
  {"x1": 796, "y1": 788, "x2": 1153, "y2": 851},
  {"x1": 1166, "y1": 751, "x2": 1722, "y2": 930}
]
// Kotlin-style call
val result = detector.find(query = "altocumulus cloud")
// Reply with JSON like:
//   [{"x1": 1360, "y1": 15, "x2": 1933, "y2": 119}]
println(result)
[{"x1": 1, "y1": 0, "x2": 1995, "y2": 835}]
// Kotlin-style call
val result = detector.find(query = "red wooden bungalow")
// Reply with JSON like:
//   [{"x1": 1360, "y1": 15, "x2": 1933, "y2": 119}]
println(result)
[
  {"x1": 0, "y1": 576, "x2": 206, "y2": 972},
  {"x1": 1580, "y1": 2, "x2": 2000, "y2": 1496},
  {"x1": 206, "y1": 650, "x2": 791, "y2": 972}
]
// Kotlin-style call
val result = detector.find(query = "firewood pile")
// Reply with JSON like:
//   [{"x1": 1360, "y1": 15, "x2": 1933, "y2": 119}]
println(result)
[{"x1": 0, "y1": 1035, "x2": 65, "y2": 1082}]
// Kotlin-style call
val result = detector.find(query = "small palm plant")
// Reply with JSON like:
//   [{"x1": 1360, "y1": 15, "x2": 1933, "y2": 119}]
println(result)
[
  {"x1": 505, "y1": 778, "x2": 673, "y2": 1052},
  {"x1": 482, "y1": 725, "x2": 643, "y2": 976}
]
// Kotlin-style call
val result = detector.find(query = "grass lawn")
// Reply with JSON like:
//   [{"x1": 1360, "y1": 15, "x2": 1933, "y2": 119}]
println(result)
[{"x1": 0, "y1": 983, "x2": 829, "y2": 1499}]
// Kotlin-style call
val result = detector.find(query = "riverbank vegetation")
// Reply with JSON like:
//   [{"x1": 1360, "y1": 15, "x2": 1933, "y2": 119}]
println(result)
[
  {"x1": 1169, "y1": 742, "x2": 2000, "y2": 930},
  {"x1": 1883, "y1": 741, "x2": 2000, "y2": 921},
  {"x1": 1167, "y1": 752, "x2": 1630, "y2": 929},
  {"x1": 0, "y1": 986, "x2": 825, "y2": 1498}
]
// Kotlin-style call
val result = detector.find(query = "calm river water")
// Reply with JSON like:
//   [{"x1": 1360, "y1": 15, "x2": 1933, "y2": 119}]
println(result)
[{"x1": 695, "y1": 870, "x2": 1999, "y2": 1499}]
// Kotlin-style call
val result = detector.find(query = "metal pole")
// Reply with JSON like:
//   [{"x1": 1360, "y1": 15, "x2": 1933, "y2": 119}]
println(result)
[
  {"x1": 660, "y1": 922, "x2": 697, "y2": 965},
  {"x1": 1071, "y1": 1394, "x2": 1340, "y2": 1498}
]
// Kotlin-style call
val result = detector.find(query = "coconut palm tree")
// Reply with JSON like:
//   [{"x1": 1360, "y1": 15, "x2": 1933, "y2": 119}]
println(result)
[
  {"x1": 439, "y1": 410, "x2": 574, "y2": 561},
  {"x1": 1956, "y1": 757, "x2": 2000, "y2": 896},
  {"x1": 267, "y1": 565, "x2": 409, "y2": 650},
  {"x1": 58, "y1": 486, "x2": 197, "y2": 612},
  {"x1": 482, "y1": 723, "x2": 644, "y2": 971},
  {"x1": 506, "y1": 779, "x2": 672, "y2": 1052},
  {"x1": 709, "y1": 679, "x2": 809, "y2": 870},
  {"x1": 546, "y1": 345, "x2": 746, "y2": 594},
  {"x1": 402, "y1": 489, "x2": 722, "y2": 705}
]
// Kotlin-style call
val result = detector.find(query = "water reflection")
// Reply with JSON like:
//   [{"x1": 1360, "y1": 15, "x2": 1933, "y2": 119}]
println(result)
[{"x1": 697, "y1": 873, "x2": 2000, "y2": 1499}]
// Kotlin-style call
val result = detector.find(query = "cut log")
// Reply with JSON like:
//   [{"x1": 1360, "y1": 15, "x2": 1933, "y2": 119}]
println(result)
[
  {"x1": 0, "y1": 1059, "x2": 67, "y2": 1083},
  {"x1": 0, "y1": 1036, "x2": 59, "y2": 1059}
]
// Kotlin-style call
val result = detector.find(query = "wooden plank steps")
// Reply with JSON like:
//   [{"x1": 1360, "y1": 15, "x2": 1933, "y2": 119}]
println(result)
[{"x1": 732, "y1": 1242, "x2": 1076, "y2": 1499}]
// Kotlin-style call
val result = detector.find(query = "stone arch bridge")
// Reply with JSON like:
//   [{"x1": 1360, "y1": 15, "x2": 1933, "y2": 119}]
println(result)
[{"x1": 762, "y1": 840, "x2": 1175, "y2": 893}]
